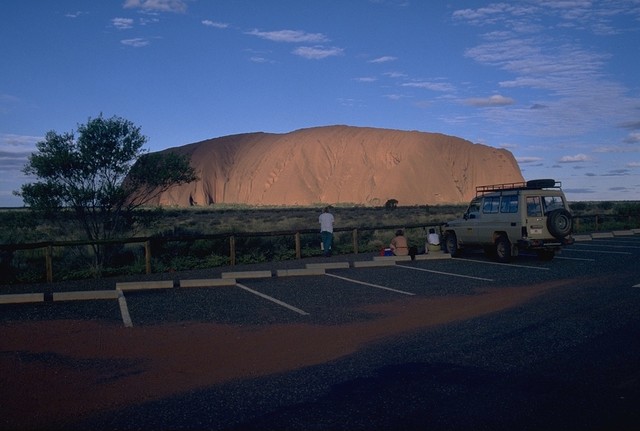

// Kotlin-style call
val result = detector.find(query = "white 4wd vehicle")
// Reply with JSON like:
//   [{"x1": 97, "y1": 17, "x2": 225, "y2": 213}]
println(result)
[{"x1": 443, "y1": 179, "x2": 574, "y2": 262}]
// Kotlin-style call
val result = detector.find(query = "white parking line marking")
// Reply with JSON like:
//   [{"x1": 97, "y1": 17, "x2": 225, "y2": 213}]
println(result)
[
  {"x1": 634, "y1": 283, "x2": 640, "y2": 287},
  {"x1": 456, "y1": 259, "x2": 550, "y2": 270},
  {"x1": 325, "y1": 273, "x2": 415, "y2": 295},
  {"x1": 396, "y1": 264, "x2": 494, "y2": 281},
  {"x1": 236, "y1": 283, "x2": 309, "y2": 315},
  {"x1": 116, "y1": 288, "x2": 133, "y2": 328},
  {"x1": 562, "y1": 249, "x2": 633, "y2": 255},
  {"x1": 555, "y1": 256, "x2": 596, "y2": 261}
]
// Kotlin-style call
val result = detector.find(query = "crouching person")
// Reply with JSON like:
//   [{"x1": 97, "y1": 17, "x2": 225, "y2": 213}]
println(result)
[
  {"x1": 391, "y1": 229, "x2": 417, "y2": 260},
  {"x1": 426, "y1": 228, "x2": 441, "y2": 254}
]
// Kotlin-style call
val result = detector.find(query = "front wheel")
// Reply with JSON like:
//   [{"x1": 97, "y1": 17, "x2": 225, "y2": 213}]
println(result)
[
  {"x1": 445, "y1": 232, "x2": 461, "y2": 257},
  {"x1": 495, "y1": 235, "x2": 512, "y2": 263}
]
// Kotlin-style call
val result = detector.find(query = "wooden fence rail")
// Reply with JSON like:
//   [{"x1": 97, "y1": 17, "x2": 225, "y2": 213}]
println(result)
[
  {"x1": 1, "y1": 215, "x2": 638, "y2": 284},
  {"x1": 1, "y1": 223, "x2": 436, "y2": 284}
]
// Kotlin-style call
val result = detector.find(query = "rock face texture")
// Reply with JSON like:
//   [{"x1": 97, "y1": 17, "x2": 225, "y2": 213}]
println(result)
[{"x1": 150, "y1": 125, "x2": 523, "y2": 206}]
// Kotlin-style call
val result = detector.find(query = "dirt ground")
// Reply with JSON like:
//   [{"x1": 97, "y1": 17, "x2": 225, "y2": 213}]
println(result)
[{"x1": 0, "y1": 282, "x2": 563, "y2": 430}]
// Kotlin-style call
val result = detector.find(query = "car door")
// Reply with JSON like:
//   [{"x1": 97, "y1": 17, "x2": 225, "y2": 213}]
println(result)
[
  {"x1": 525, "y1": 195, "x2": 545, "y2": 238},
  {"x1": 457, "y1": 198, "x2": 481, "y2": 244},
  {"x1": 475, "y1": 195, "x2": 501, "y2": 244}
]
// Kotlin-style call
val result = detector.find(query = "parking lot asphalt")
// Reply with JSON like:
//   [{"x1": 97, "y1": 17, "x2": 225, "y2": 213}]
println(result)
[{"x1": 2, "y1": 234, "x2": 640, "y2": 430}]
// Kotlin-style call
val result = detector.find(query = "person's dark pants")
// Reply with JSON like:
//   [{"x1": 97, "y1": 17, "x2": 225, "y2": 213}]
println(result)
[
  {"x1": 321, "y1": 231, "x2": 333, "y2": 256},
  {"x1": 409, "y1": 246, "x2": 417, "y2": 260}
]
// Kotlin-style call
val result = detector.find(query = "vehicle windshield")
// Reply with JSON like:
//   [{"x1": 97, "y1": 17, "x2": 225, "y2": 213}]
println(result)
[{"x1": 465, "y1": 199, "x2": 481, "y2": 217}]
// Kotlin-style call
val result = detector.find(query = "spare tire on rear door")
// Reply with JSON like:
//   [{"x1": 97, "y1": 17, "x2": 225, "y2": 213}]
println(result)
[{"x1": 547, "y1": 209, "x2": 572, "y2": 239}]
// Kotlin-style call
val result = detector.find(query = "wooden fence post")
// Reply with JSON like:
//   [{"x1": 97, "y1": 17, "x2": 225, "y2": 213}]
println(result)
[
  {"x1": 45, "y1": 245, "x2": 53, "y2": 283},
  {"x1": 352, "y1": 228, "x2": 358, "y2": 254},
  {"x1": 295, "y1": 232, "x2": 301, "y2": 259},
  {"x1": 230, "y1": 235, "x2": 236, "y2": 266},
  {"x1": 144, "y1": 240, "x2": 151, "y2": 274}
]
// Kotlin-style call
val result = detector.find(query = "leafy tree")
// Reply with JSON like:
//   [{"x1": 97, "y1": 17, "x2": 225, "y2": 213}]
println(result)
[{"x1": 16, "y1": 114, "x2": 197, "y2": 272}]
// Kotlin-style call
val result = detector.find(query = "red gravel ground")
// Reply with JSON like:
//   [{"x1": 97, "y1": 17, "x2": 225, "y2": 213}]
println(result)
[{"x1": 0, "y1": 281, "x2": 565, "y2": 430}]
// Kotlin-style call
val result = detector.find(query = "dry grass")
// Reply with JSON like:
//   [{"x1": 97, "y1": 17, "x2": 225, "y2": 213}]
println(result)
[{"x1": 145, "y1": 204, "x2": 464, "y2": 237}]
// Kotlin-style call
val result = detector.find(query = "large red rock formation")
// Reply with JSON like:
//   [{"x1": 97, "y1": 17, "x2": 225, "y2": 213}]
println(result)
[{"x1": 150, "y1": 125, "x2": 523, "y2": 206}]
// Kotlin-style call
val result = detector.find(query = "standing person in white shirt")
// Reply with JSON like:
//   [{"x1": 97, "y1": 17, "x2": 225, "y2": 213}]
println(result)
[{"x1": 319, "y1": 206, "x2": 335, "y2": 257}]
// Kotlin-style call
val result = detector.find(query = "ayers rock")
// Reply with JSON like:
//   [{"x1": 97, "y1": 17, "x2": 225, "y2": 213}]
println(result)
[{"x1": 150, "y1": 125, "x2": 523, "y2": 206}]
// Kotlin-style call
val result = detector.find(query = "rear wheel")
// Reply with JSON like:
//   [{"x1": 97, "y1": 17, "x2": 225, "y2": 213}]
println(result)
[
  {"x1": 445, "y1": 232, "x2": 461, "y2": 257},
  {"x1": 495, "y1": 235, "x2": 511, "y2": 263}
]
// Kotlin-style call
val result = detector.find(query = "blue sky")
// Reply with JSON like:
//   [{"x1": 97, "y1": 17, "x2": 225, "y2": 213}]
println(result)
[{"x1": 1, "y1": 0, "x2": 639, "y2": 206}]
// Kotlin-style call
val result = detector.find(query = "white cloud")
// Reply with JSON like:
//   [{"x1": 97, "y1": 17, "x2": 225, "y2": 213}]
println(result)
[
  {"x1": 559, "y1": 153, "x2": 592, "y2": 163},
  {"x1": 464, "y1": 94, "x2": 514, "y2": 107},
  {"x1": 0, "y1": 134, "x2": 39, "y2": 177},
  {"x1": 123, "y1": 0, "x2": 187, "y2": 13},
  {"x1": 594, "y1": 145, "x2": 639, "y2": 153},
  {"x1": 516, "y1": 156, "x2": 543, "y2": 163},
  {"x1": 246, "y1": 29, "x2": 328, "y2": 43},
  {"x1": 202, "y1": 20, "x2": 229, "y2": 29},
  {"x1": 65, "y1": 11, "x2": 87, "y2": 19},
  {"x1": 0, "y1": 134, "x2": 40, "y2": 149},
  {"x1": 624, "y1": 131, "x2": 640, "y2": 144},
  {"x1": 112, "y1": 17, "x2": 134, "y2": 30},
  {"x1": 384, "y1": 94, "x2": 408, "y2": 100},
  {"x1": 121, "y1": 38, "x2": 150, "y2": 47},
  {"x1": 292, "y1": 46, "x2": 344, "y2": 60},
  {"x1": 383, "y1": 71, "x2": 407, "y2": 79},
  {"x1": 369, "y1": 56, "x2": 397, "y2": 63},
  {"x1": 452, "y1": 3, "x2": 537, "y2": 26},
  {"x1": 452, "y1": 1, "x2": 640, "y2": 140},
  {"x1": 452, "y1": 1, "x2": 640, "y2": 36},
  {"x1": 402, "y1": 81, "x2": 455, "y2": 92},
  {"x1": 355, "y1": 77, "x2": 377, "y2": 83},
  {"x1": 249, "y1": 56, "x2": 274, "y2": 64},
  {"x1": 626, "y1": 162, "x2": 640, "y2": 167}
]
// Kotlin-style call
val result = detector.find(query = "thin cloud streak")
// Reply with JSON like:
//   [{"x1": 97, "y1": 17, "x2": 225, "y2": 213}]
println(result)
[
  {"x1": 246, "y1": 29, "x2": 329, "y2": 43},
  {"x1": 292, "y1": 46, "x2": 344, "y2": 60},
  {"x1": 123, "y1": 0, "x2": 188, "y2": 13}
]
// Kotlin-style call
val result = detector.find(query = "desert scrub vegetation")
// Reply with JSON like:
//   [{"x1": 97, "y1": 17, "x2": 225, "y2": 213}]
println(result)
[
  {"x1": 1, "y1": 201, "x2": 638, "y2": 284},
  {"x1": 0, "y1": 204, "x2": 460, "y2": 283}
]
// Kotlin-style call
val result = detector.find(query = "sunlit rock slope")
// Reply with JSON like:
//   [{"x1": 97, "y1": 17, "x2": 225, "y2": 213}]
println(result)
[{"x1": 149, "y1": 125, "x2": 524, "y2": 206}]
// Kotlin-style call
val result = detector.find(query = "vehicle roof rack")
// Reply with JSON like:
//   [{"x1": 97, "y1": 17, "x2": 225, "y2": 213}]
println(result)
[{"x1": 475, "y1": 179, "x2": 561, "y2": 196}]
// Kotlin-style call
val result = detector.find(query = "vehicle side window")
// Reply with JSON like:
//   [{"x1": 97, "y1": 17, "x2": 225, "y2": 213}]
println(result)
[
  {"x1": 500, "y1": 195, "x2": 518, "y2": 213},
  {"x1": 482, "y1": 196, "x2": 500, "y2": 214},
  {"x1": 527, "y1": 196, "x2": 542, "y2": 216},
  {"x1": 543, "y1": 196, "x2": 564, "y2": 213}
]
